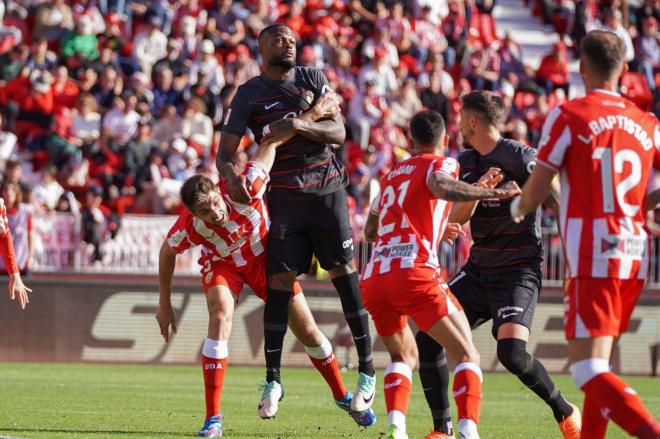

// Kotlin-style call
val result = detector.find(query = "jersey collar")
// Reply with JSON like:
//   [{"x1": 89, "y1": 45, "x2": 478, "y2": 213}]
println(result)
[{"x1": 592, "y1": 88, "x2": 621, "y2": 97}]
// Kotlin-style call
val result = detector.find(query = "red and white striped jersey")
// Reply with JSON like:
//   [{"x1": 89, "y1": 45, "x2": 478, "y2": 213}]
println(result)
[
  {"x1": 537, "y1": 89, "x2": 660, "y2": 280},
  {"x1": 362, "y1": 154, "x2": 459, "y2": 280},
  {"x1": 166, "y1": 161, "x2": 270, "y2": 267}
]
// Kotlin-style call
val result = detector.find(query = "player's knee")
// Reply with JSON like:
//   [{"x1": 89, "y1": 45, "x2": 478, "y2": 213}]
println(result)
[
  {"x1": 208, "y1": 304, "x2": 232, "y2": 329},
  {"x1": 268, "y1": 272, "x2": 297, "y2": 290},
  {"x1": 415, "y1": 331, "x2": 445, "y2": 361},
  {"x1": 497, "y1": 338, "x2": 531, "y2": 375},
  {"x1": 328, "y1": 262, "x2": 356, "y2": 278}
]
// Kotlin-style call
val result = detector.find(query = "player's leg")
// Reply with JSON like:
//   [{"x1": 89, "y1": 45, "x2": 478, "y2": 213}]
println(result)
[
  {"x1": 415, "y1": 331, "x2": 453, "y2": 439},
  {"x1": 415, "y1": 268, "x2": 489, "y2": 439},
  {"x1": 566, "y1": 278, "x2": 660, "y2": 438},
  {"x1": 263, "y1": 201, "x2": 313, "y2": 387},
  {"x1": 197, "y1": 282, "x2": 236, "y2": 438},
  {"x1": 286, "y1": 291, "x2": 377, "y2": 427},
  {"x1": 312, "y1": 190, "x2": 375, "y2": 412},
  {"x1": 488, "y1": 266, "x2": 579, "y2": 437},
  {"x1": 425, "y1": 311, "x2": 482, "y2": 439},
  {"x1": 381, "y1": 326, "x2": 418, "y2": 439}
]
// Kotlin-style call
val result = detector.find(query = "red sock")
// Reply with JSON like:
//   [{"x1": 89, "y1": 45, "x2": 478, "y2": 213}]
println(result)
[
  {"x1": 202, "y1": 338, "x2": 228, "y2": 420},
  {"x1": 384, "y1": 362, "x2": 412, "y2": 430},
  {"x1": 306, "y1": 343, "x2": 347, "y2": 400},
  {"x1": 581, "y1": 372, "x2": 657, "y2": 438},
  {"x1": 581, "y1": 392, "x2": 609, "y2": 439},
  {"x1": 453, "y1": 362, "x2": 482, "y2": 424}
]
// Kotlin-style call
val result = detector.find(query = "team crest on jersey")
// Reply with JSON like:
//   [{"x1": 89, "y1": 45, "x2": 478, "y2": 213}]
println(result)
[{"x1": 303, "y1": 90, "x2": 314, "y2": 104}]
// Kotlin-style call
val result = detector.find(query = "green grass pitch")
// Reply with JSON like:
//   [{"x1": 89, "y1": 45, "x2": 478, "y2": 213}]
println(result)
[{"x1": 0, "y1": 363, "x2": 657, "y2": 438}]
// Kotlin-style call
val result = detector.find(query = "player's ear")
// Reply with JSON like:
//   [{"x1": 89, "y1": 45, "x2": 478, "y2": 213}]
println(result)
[
  {"x1": 443, "y1": 133, "x2": 449, "y2": 147},
  {"x1": 619, "y1": 61, "x2": 628, "y2": 79}
]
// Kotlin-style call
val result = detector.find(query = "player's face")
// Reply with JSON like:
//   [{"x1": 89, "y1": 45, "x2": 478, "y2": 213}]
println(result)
[
  {"x1": 459, "y1": 109, "x2": 476, "y2": 145},
  {"x1": 193, "y1": 190, "x2": 229, "y2": 226},
  {"x1": 263, "y1": 29, "x2": 297, "y2": 69}
]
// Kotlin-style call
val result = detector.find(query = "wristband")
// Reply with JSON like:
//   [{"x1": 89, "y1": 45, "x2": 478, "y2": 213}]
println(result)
[{"x1": 509, "y1": 196, "x2": 524, "y2": 219}]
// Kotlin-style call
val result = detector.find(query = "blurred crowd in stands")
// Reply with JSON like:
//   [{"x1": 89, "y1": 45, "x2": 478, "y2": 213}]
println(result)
[{"x1": 0, "y1": 0, "x2": 656, "y2": 270}]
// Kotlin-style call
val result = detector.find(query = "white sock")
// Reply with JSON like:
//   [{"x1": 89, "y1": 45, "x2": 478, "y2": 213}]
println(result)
[
  {"x1": 458, "y1": 419, "x2": 479, "y2": 438},
  {"x1": 388, "y1": 410, "x2": 406, "y2": 432}
]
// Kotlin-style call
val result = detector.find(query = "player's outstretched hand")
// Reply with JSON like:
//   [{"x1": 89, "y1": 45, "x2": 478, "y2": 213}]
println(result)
[
  {"x1": 227, "y1": 173, "x2": 250, "y2": 204},
  {"x1": 492, "y1": 182, "x2": 522, "y2": 200},
  {"x1": 156, "y1": 303, "x2": 177, "y2": 342},
  {"x1": 442, "y1": 222, "x2": 465, "y2": 244},
  {"x1": 476, "y1": 167, "x2": 503, "y2": 188},
  {"x1": 8, "y1": 273, "x2": 30, "y2": 310},
  {"x1": 312, "y1": 91, "x2": 342, "y2": 120}
]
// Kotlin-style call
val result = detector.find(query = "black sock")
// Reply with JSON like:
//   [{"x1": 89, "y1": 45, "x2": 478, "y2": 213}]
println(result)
[
  {"x1": 332, "y1": 272, "x2": 374, "y2": 376},
  {"x1": 497, "y1": 338, "x2": 573, "y2": 422},
  {"x1": 416, "y1": 331, "x2": 453, "y2": 435},
  {"x1": 263, "y1": 288, "x2": 291, "y2": 384}
]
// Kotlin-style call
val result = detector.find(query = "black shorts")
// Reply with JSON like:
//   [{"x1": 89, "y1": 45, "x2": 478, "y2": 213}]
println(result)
[
  {"x1": 266, "y1": 190, "x2": 354, "y2": 276},
  {"x1": 447, "y1": 261, "x2": 542, "y2": 337}
]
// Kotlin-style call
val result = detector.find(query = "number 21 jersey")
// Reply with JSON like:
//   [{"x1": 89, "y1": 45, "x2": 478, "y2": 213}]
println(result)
[
  {"x1": 362, "y1": 154, "x2": 459, "y2": 280},
  {"x1": 537, "y1": 89, "x2": 660, "y2": 280}
]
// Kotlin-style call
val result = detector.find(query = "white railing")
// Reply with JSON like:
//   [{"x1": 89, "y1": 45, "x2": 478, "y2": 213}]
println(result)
[{"x1": 28, "y1": 213, "x2": 660, "y2": 290}]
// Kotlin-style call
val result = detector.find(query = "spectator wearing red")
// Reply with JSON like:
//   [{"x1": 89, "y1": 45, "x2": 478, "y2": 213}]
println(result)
[
  {"x1": 412, "y1": 5, "x2": 454, "y2": 68},
  {"x1": 52, "y1": 66, "x2": 80, "y2": 114},
  {"x1": 536, "y1": 42, "x2": 570, "y2": 96},
  {"x1": 2, "y1": 69, "x2": 54, "y2": 137}
]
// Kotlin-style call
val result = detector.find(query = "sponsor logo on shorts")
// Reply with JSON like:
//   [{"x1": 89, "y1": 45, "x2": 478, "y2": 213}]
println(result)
[
  {"x1": 343, "y1": 238, "x2": 354, "y2": 250},
  {"x1": 497, "y1": 305, "x2": 524, "y2": 319},
  {"x1": 375, "y1": 243, "x2": 416, "y2": 259}
]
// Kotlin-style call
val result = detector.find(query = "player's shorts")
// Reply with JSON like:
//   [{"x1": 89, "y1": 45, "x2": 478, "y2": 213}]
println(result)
[
  {"x1": 361, "y1": 268, "x2": 463, "y2": 337},
  {"x1": 266, "y1": 189, "x2": 354, "y2": 276},
  {"x1": 564, "y1": 277, "x2": 644, "y2": 340},
  {"x1": 448, "y1": 261, "x2": 541, "y2": 337},
  {"x1": 200, "y1": 252, "x2": 302, "y2": 300}
]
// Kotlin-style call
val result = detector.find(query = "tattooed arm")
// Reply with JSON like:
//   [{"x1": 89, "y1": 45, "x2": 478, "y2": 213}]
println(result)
[{"x1": 427, "y1": 171, "x2": 521, "y2": 202}]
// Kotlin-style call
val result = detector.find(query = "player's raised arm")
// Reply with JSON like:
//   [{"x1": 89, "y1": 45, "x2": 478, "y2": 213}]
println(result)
[{"x1": 157, "y1": 240, "x2": 178, "y2": 342}]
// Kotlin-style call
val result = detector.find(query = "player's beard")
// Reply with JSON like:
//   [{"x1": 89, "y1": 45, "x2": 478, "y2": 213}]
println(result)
[{"x1": 268, "y1": 55, "x2": 295, "y2": 70}]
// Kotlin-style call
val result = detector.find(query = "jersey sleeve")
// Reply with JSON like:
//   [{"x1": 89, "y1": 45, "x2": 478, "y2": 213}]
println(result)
[
  {"x1": 244, "y1": 161, "x2": 270, "y2": 200},
  {"x1": 537, "y1": 106, "x2": 571, "y2": 171},
  {"x1": 516, "y1": 146, "x2": 538, "y2": 183},
  {"x1": 221, "y1": 85, "x2": 252, "y2": 137},
  {"x1": 166, "y1": 212, "x2": 196, "y2": 254},
  {"x1": 434, "y1": 157, "x2": 460, "y2": 180},
  {"x1": 0, "y1": 199, "x2": 18, "y2": 274},
  {"x1": 312, "y1": 68, "x2": 331, "y2": 99}
]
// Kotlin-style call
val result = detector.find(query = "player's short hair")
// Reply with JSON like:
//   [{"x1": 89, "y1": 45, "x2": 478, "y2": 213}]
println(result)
[
  {"x1": 580, "y1": 30, "x2": 626, "y2": 79},
  {"x1": 180, "y1": 175, "x2": 215, "y2": 212},
  {"x1": 410, "y1": 110, "x2": 446, "y2": 147},
  {"x1": 460, "y1": 91, "x2": 504, "y2": 126},
  {"x1": 258, "y1": 24, "x2": 293, "y2": 44}
]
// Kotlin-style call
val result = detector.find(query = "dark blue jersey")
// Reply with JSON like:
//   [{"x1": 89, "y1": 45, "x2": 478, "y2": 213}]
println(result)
[
  {"x1": 458, "y1": 138, "x2": 543, "y2": 270},
  {"x1": 222, "y1": 67, "x2": 347, "y2": 201}
]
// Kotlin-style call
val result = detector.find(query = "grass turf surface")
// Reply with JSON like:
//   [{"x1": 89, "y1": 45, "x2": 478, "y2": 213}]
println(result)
[{"x1": 0, "y1": 363, "x2": 657, "y2": 438}]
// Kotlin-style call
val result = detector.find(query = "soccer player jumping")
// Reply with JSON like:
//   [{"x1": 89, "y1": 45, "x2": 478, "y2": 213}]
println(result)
[
  {"x1": 217, "y1": 24, "x2": 376, "y2": 422},
  {"x1": 157, "y1": 134, "x2": 369, "y2": 437},
  {"x1": 511, "y1": 30, "x2": 660, "y2": 438},
  {"x1": 361, "y1": 111, "x2": 520, "y2": 439},
  {"x1": 416, "y1": 91, "x2": 580, "y2": 439}
]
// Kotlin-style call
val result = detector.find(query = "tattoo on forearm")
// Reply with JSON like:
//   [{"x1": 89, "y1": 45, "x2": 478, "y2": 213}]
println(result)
[{"x1": 432, "y1": 175, "x2": 497, "y2": 202}]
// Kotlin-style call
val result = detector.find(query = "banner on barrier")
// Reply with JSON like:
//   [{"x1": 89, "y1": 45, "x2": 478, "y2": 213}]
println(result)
[{"x1": 1, "y1": 281, "x2": 658, "y2": 375}]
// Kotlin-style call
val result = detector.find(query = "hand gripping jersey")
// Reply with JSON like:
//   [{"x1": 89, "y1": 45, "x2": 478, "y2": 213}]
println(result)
[
  {"x1": 363, "y1": 154, "x2": 459, "y2": 280},
  {"x1": 166, "y1": 162, "x2": 270, "y2": 267},
  {"x1": 537, "y1": 89, "x2": 660, "y2": 280}
]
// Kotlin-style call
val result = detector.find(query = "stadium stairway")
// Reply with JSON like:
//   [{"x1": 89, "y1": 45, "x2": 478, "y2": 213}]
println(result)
[{"x1": 493, "y1": 0, "x2": 585, "y2": 98}]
